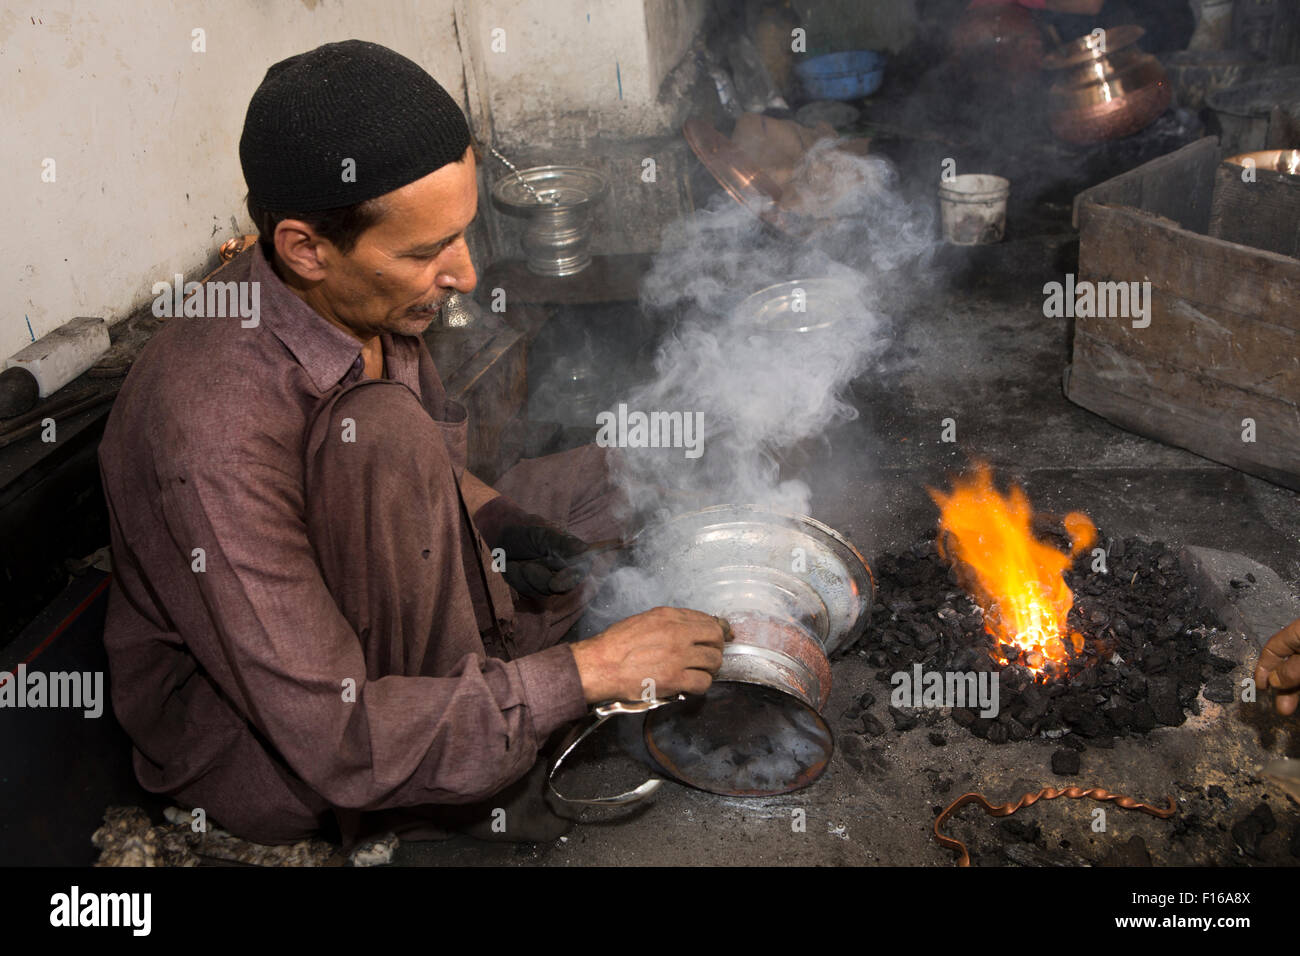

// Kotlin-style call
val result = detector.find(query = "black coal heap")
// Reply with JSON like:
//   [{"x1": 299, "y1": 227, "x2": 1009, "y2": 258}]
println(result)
[{"x1": 843, "y1": 532, "x2": 1230, "y2": 747}]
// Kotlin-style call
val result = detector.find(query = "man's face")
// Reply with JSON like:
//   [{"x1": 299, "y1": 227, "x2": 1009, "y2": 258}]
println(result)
[{"x1": 280, "y1": 146, "x2": 480, "y2": 341}]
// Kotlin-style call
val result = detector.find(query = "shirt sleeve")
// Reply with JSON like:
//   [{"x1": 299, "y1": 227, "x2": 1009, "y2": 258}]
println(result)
[{"x1": 156, "y1": 448, "x2": 588, "y2": 812}]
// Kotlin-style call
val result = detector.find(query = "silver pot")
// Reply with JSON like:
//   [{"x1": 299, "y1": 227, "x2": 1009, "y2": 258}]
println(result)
[
  {"x1": 549, "y1": 506, "x2": 873, "y2": 802},
  {"x1": 491, "y1": 165, "x2": 607, "y2": 277}
]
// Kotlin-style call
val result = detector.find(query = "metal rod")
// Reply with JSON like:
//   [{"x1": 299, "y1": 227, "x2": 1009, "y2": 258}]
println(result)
[{"x1": 488, "y1": 145, "x2": 557, "y2": 205}]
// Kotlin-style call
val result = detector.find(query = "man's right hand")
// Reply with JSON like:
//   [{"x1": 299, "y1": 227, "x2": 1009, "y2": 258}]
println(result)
[
  {"x1": 570, "y1": 607, "x2": 730, "y2": 704},
  {"x1": 1256, "y1": 617, "x2": 1300, "y2": 716}
]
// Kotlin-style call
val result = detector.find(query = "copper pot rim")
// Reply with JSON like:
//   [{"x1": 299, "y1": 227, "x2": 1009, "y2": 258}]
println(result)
[{"x1": 1042, "y1": 24, "x2": 1145, "y2": 70}]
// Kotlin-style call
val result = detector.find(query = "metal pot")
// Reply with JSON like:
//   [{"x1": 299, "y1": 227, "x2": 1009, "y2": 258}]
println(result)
[
  {"x1": 491, "y1": 165, "x2": 607, "y2": 277},
  {"x1": 1043, "y1": 26, "x2": 1171, "y2": 144},
  {"x1": 642, "y1": 611, "x2": 836, "y2": 796},
  {"x1": 549, "y1": 506, "x2": 873, "y2": 802}
]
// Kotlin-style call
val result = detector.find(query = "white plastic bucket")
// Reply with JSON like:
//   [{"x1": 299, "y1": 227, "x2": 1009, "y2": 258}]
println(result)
[{"x1": 939, "y1": 174, "x2": 1010, "y2": 245}]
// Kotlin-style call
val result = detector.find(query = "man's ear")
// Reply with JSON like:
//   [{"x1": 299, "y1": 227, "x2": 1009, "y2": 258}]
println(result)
[{"x1": 273, "y1": 220, "x2": 332, "y2": 282}]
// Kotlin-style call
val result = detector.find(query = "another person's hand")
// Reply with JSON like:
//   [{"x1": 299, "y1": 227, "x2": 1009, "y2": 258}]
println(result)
[
  {"x1": 1255, "y1": 617, "x2": 1300, "y2": 716},
  {"x1": 570, "y1": 607, "x2": 730, "y2": 704}
]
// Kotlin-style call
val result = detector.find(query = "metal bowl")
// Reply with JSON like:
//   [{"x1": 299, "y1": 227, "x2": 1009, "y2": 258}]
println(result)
[
  {"x1": 731, "y1": 278, "x2": 860, "y2": 335},
  {"x1": 491, "y1": 164, "x2": 607, "y2": 211},
  {"x1": 633, "y1": 504, "x2": 874, "y2": 656}
]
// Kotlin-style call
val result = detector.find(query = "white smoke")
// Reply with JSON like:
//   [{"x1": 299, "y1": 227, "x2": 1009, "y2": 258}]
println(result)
[
  {"x1": 611, "y1": 138, "x2": 936, "y2": 519},
  {"x1": 587, "y1": 138, "x2": 936, "y2": 627}
]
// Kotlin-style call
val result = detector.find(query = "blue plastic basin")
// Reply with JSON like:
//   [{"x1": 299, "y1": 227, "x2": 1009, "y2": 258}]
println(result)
[{"x1": 794, "y1": 50, "x2": 887, "y2": 101}]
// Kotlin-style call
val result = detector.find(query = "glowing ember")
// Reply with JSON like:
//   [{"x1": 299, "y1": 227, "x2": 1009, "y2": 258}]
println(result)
[{"x1": 929, "y1": 465, "x2": 1096, "y2": 677}]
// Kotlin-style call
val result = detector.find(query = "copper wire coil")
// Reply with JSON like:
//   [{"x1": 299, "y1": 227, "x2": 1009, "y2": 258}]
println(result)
[{"x1": 934, "y1": 786, "x2": 1177, "y2": 866}]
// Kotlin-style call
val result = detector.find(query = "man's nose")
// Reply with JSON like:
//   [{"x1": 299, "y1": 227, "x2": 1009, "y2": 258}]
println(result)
[{"x1": 438, "y1": 238, "x2": 477, "y2": 294}]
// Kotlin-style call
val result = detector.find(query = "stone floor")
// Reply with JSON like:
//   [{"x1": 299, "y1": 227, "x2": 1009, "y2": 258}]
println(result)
[{"x1": 395, "y1": 237, "x2": 1300, "y2": 866}]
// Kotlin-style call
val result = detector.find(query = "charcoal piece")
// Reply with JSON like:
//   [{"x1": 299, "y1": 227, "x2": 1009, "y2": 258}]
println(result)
[
  {"x1": 890, "y1": 707, "x2": 919, "y2": 732},
  {"x1": 1154, "y1": 691, "x2": 1185, "y2": 728},
  {"x1": 1007, "y1": 718, "x2": 1032, "y2": 741},
  {"x1": 1208, "y1": 655, "x2": 1236, "y2": 673},
  {"x1": 1203, "y1": 675, "x2": 1235, "y2": 704},
  {"x1": 859, "y1": 713, "x2": 886, "y2": 737},
  {"x1": 1061, "y1": 734, "x2": 1086, "y2": 752},
  {"x1": 1051, "y1": 749, "x2": 1080, "y2": 776},
  {"x1": 932, "y1": 776, "x2": 953, "y2": 794},
  {"x1": 1122, "y1": 674, "x2": 1149, "y2": 702},
  {"x1": 927, "y1": 731, "x2": 947, "y2": 747},
  {"x1": 951, "y1": 708, "x2": 977, "y2": 728},
  {"x1": 986, "y1": 722, "x2": 1009, "y2": 744},
  {"x1": 1018, "y1": 688, "x2": 1048, "y2": 723},
  {"x1": 857, "y1": 691, "x2": 876, "y2": 710},
  {"x1": 1206, "y1": 785, "x2": 1229, "y2": 805},
  {"x1": 1130, "y1": 702, "x2": 1158, "y2": 733},
  {"x1": 1059, "y1": 699, "x2": 1106, "y2": 737},
  {"x1": 969, "y1": 718, "x2": 992, "y2": 739},
  {"x1": 842, "y1": 703, "x2": 863, "y2": 720},
  {"x1": 952, "y1": 648, "x2": 978, "y2": 671},
  {"x1": 1106, "y1": 703, "x2": 1133, "y2": 732}
]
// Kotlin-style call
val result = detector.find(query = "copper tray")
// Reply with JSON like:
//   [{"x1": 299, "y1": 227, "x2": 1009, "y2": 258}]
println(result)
[{"x1": 682, "y1": 117, "x2": 797, "y2": 236}]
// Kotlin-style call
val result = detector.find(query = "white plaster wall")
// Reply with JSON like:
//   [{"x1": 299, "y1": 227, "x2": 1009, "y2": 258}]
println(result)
[
  {"x1": 463, "y1": 0, "x2": 706, "y2": 147},
  {"x1": 2, "y1": 0, "x2": 465, "y2": 362}
]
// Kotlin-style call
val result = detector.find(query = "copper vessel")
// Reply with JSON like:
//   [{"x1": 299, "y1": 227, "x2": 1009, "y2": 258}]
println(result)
[{"x1": 1043, "y1": 26, "x2": 1171, "y2": 144}]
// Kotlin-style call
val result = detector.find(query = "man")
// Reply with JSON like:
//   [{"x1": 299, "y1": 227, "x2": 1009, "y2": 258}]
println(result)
[{"x1": 98, "y1": 40, "x2": 726, "y2": 849}]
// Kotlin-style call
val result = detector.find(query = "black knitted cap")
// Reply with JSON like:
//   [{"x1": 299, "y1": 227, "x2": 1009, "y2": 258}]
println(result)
[{"x1": 239, "y1": 40, "x2": 471, "y2": 211}]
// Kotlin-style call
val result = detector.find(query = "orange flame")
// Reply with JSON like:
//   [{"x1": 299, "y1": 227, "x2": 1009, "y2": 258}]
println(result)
[{"x1": 928, "y1": 465, "x2": 1096, "y2": 676}]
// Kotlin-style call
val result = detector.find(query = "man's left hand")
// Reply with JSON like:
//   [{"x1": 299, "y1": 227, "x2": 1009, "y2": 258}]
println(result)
[{"x1": 496, "y1": 523, "x2": 590, "y2": 598}]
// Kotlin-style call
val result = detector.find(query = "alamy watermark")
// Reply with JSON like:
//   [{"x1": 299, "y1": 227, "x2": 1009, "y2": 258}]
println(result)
[
  {"x1": 1042, "y1": 274, "x2": 1150, "y2": 329},
  {"x1": 595, "y1": 403, "x2": 704, "y2": 459},
  {"x1": 50, "y1": 886, "x2": 150, "y2": 936},
  {"x1": 0, "y1": 664, "x2": 103, "y2": 718},
  {"x1": 152, "y1": 274, "x2": 260, "y2": 327},
  {"x1": 890, "y1": 664, "x2": 999, "y2": 718}
]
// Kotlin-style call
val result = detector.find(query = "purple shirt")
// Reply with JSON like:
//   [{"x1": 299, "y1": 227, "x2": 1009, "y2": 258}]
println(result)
[{"x1": 97, "y1": 244, "x2": 586, "y2": 839}]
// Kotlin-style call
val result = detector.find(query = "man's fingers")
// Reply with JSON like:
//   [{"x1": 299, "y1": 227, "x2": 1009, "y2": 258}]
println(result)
[
  {"x1": 676, "y1": 669, "x2": 713, "y2": 696},
  {"x1": 1266, "y1": 652, "x2": 1300, "y2": 693},
  {"x1": 682, "y1": 644, "x2": 724, "y2": 675}
]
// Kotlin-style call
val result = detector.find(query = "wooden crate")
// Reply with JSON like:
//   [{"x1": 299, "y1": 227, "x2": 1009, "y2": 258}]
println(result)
[{"x1": 1067, "y1": 137, "x2": 1300, "y2": 491}]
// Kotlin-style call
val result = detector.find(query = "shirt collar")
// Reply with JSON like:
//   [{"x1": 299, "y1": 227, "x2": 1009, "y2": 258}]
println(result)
[{"x1": 250, "y1": 243, "x2": 365, "y2": 393}]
